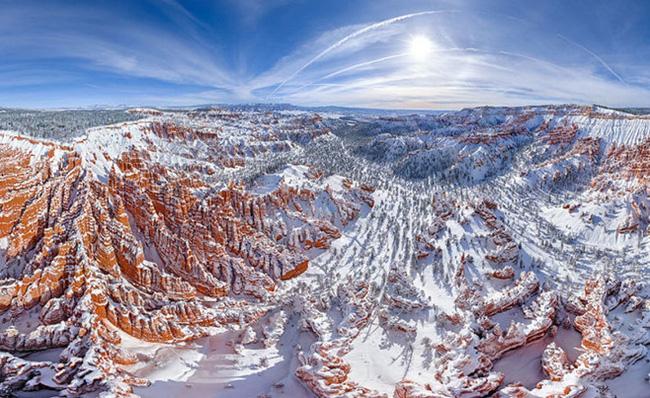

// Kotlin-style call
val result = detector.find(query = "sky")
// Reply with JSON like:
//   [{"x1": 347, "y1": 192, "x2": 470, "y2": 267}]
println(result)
[{"x1": 2, "y1": 0, "x2": 650, "y2": 109}]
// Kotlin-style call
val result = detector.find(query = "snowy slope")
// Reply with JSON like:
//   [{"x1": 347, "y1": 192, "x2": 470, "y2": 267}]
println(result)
[{"x1": 0, "y1": 105, "x2": 648, "y2": 398}]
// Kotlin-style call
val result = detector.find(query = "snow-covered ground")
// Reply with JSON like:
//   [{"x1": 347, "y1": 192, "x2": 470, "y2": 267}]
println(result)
[
  {"x1": 113, "y1": 106, "x2": 650, "y2": 396},
  {"x1": 0, "y1": 105, "x2": 649, "y2": 398}
]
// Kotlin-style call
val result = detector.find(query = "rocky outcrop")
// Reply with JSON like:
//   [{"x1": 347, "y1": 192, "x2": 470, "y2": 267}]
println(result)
[
  {"x1": 393, "y1": 273, "x2": 645, "y2": 398},
  {"x1": 297, "y1": 279, "x2": 387, "y2": 398},
  {"x1": 497, "y1": 277, "x2": 647, "y2": 397},
  {"x1": 474, "y1": 200, "x2": 520, "y2": 267},
  {"x1": 0, "y1": 112, "x2": 369, "y2": 397},
  {"x1": 416, "y1": 195, "x2": 455, "y2": 260},
  {"x1": 395, "y1": 196, "x2": 562, "y2": 398},
  {"x1": 395, "y1": 261, "x2": 553, "y2": 397},
  {"x1": 477, "y1": 291, "x2": 557, "y2": 359}
]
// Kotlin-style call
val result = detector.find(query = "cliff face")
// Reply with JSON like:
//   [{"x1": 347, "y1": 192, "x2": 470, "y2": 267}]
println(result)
[{"x1": 0, "y1": 113, "x2": 372, "y2": 397}]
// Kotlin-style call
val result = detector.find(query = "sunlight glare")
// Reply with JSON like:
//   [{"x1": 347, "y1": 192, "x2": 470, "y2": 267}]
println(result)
[{"x1": 408, "y1": 35, "x2": 434, "y2": 61}]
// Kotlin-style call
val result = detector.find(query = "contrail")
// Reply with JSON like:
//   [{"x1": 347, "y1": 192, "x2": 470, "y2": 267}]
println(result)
[
  {"x1": 497, "y1": 50, "x2": 572, "y2": 72},
  {"x1": 302, "y1": 48, "x2": 518, "y2": 91},
  {"x1": 295, "y1": 53, "x2": 409, "y2": 92},
  {"x1": 321, "y1": 53, "x2": 407, "y2": 80},
  {"x1": 292, "y1": 47, "x2": 576, "y2": 97},
  {"x1": 292, "y1": 48, "x2": 522, "y2": 95},
  {"x1": 270, "y1": 10, "x2": 453, "y2": 96},
  {"x1": 557, "y1": 34, "x2": 626, "y2": 84}
]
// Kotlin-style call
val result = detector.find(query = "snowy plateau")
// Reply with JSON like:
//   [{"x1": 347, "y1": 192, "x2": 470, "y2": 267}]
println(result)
[{"x1": 0, "y1": 104, "x2": 649, "y2": 398}]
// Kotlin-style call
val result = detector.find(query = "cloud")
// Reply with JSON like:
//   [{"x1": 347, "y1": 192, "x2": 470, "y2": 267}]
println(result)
[
  {"x1": 0, "y1": 1, "x2": 234, "y2": 93},
  {"x1": 1, "y1": 1, "x2": 650, "y2": 109},
  {"x1": 247, "y1": 8, "x2": 650, "y2": 109},
  {"x1": 226, "y1": 0, "x2": 292, "y2": 26},
  {"x1": 269, "y1": 10, "x2": 456, "y2": 95},
  {"x1": 273, "y1": 48, "x2": 650, "y2": 109}
]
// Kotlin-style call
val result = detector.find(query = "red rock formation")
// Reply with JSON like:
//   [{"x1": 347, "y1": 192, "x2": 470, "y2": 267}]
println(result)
[
  {"x1": 477, "y1": 291, "x2": 557, "y2": 359},
  {"x1": 396, "y1": 255, "x2": 552, "y2": 397},
  {"x1": 543, "y1": 123, "x2": 578, "y2": 146},
  {"x1": 496, "y1": 277, "x2": 646, "y2": 397},
  {"x1": 542, "y1": 342, "x2": 571, "y2": 381},
  {"x1": 416, "y1": 196, "x2": 455, "y2": 260},
  {"x1": 396, "y1": 195, "x2": 564, "y2": 398},
  {"x1": 487, "y1": 266, "x2": 515, "y2": 280},
  {"x1": 474, "y1": 201, "x2": 520, "y2": 266},
  {"x1": 0, "y1": 118, "x2": 368, "y2": 397},
  {"x1": 297, "y1": 279, "x2": 388, "y2": 398}
]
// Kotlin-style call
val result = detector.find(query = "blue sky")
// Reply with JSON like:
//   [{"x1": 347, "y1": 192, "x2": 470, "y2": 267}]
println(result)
[{"x1": 2, "y1": 0, "x2": 650, "y2": 109}]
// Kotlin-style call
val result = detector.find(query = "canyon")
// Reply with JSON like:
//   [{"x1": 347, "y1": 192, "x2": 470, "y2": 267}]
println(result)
[{"x1": 0, "y1": 105, "x2": 648, "y2": 397}]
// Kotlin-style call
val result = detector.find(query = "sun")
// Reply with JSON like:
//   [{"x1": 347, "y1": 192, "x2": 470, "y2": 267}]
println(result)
[{"x1": 408, "y1": 35, "x2": 434, "y2": 60}]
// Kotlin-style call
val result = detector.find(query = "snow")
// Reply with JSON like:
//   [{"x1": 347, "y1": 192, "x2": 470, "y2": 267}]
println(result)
[
  {"x1": 606, "y1": 355, "x2": 650, "y2": 397},
  {"x1": 569, "y1": 114, "x2": 650, "y2": 147},
  {"x1": 2, "y1": 104, "x2": 650, "y2": 398},
  {"x1": 131, "y1": 324, "x2": 314, "y2": 398},
  {"x1": 251, "y1": 164, "x2": 310, "y2": 194},
  {"x1": 0, "y1": 130, "x2": 65, "y2": 168},
  {"x1": 492, "y1": 326, "x2": 582, "y2": 389}
]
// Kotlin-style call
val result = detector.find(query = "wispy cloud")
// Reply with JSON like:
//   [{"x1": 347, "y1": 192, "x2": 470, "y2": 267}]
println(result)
[
  {"x1": 1, "y1": 1, "x2": 649, "y2": 109},
  {"x1": 266, "y1": 46, "x2": 649, "y2": 109},
  {"x1": 269, "y1": 10, "x2": 456, "y2": 95},
  {"x1": 248, "y1": 8, "x2": 650, "y2": 109},
  {"x1": 226, "y1": 0, "x2": 291, "y2": 26},
  {"x1": 0, "y1": 1, "x2": 234, "y2": 95}
]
